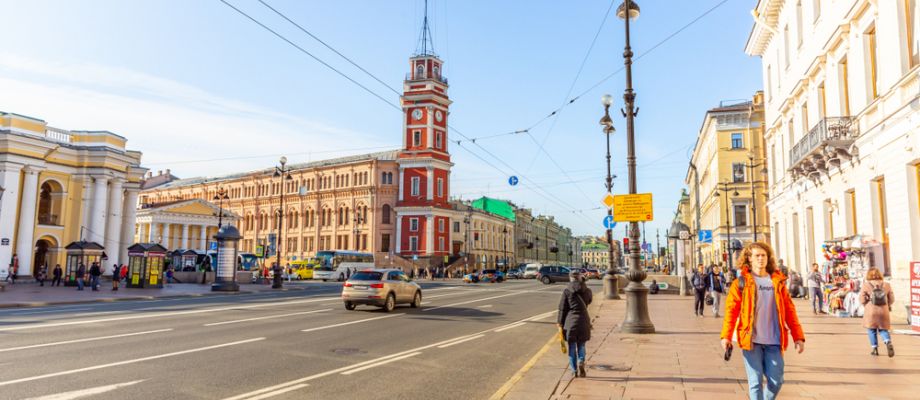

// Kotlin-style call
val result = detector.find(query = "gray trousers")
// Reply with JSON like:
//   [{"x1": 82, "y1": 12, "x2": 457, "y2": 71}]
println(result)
[{"x1": 711, "y1": 291, "x2": 723, "y2": 316}]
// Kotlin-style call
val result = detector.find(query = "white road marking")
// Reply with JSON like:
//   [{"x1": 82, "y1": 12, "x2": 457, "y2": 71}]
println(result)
[
  {"x1": 5, "y1": 307, "x2": 92, "y2": 316},
  {"x1": 223, "y1": 309, "x2": 556, "y2": 400},
  {"x1": 526, "y1": 311, "x2": 557, "y2": 321},
  {"x1": 23, "y1": 379, "x2": 145, "y2": 400},
  {"x1": 301, "y1": 314, "x2": 403, "y2": 333},
  {"x1": 0, "y1": 329, "x2": 173, "y2": 353},
  {"x1": 204, "y1": 309, "x2": 331, "y2": 326},
  {"x1": 476, "y1": 304, "x2": 493, "y2": 308},
  {"x1": 0, "y1": 338, "x2": 265, "y2": 387},
  {"x1": 0, "y1": 297, "x2": 339, "y2": 332},
  {"x1": 437, "y1": 334, "x2": 485, "y2": 348},
  {"x1": 243, "y1": 384, "x2": 309, "y2": 400},
  {"x1": 494, "y1": 323, "x2": 527, "y2": 332},
  {"x1": 0, "y1": 305, "x2": 94, "y2": 315},
  {"x1": 340, "y1": 352, "x2": 422, "y2": 375},
  {"x1": 422, "y1": 292, "x2": 529, "y2": 312}
]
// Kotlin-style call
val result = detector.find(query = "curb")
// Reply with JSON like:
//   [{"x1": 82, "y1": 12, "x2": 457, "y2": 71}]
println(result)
[
  {"x1": 489, "y1": 332, "x2": 559, "y2": 400},
  {"x1": 0, "y1": 286, "x2": 309, "y2": 309}
]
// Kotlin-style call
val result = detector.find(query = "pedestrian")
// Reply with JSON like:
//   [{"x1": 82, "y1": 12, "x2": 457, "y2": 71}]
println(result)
[
  {"x1": 75, "y1": 263, "x2": 86, "y2": 290},
  {"x1": 777, "y1": 259, "x2": 789, "y2": 279},
  {"x1": 120, "y1": 264, "x2": 128, "y2": 283},
  {"x1": 789, "y1": 271, "x2": 805, "y2": 298},
  {"x1": 649, "y1": 279, "x2": 659, "y2": 295},
  {"x1": 165, "y1": 266, "x2": 174, "y2": 287},
  {"x1": 37, "y1": 264, "x2": 47, "y2": 286},
  {"x1": 89, "y1": 262, "x2": 101, "y2": 291},
  {"x1": 111, "y1": 264, "x2": 120, "y2": 291},
  {"x1": 860, "y1": 267, "x2": 895, "y2": 357},
  {"x1": 806, "y1": 263, "x2": 825, "y2": 314},
  {"x1": 691, "y1": 264, "x2": 708, "y2": 317},
  {"x1": 708, "y1": 265, "x2": 727, "y2": 317},
  {"x1": 6, "y1": 254, "x2": 18, "y2": 284},
  {"x1": 721, "y1": 242, "x2": 805, "y2": 400},
  {"x1": 557, "y1": 269, "x2": 593, "y2": 379},
  {"x1": 52, "y1": 264, "x2": 63, "y2": 287}
]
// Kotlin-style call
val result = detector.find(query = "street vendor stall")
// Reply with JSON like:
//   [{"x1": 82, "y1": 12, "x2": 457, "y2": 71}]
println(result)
[
  {"x1": 126, "y1": 243, "x2": 167, "y2": 288},
  {"x1": 63, "y1": 241, "x2": 106, "y2": 287}
]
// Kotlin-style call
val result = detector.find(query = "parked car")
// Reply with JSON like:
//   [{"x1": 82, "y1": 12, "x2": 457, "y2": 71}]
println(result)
[
  {"x1": 536, "y1": 266, "x2": 571, "y2": 284},
  {"x1": 462, "y1": 272, "x2": 480, "y2": 283},
  {"x1": 341, "y1": 269, "x2": 422, "y2": 312},
  {"x1": 523, "y1": 264, "x2": 542, "y2": 279},
  {"x1": 479, "y1": 269, "x2": 504, "y2": 283},
  {"x1": 505, "y1": 268, "x2": 523, "y2": 279},
  {"x1": 584, "y1": 268, "x2": 601, "y2": 280}
]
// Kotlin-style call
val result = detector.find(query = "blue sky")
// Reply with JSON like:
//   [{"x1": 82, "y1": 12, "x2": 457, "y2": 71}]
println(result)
[{"x1": 0, "y1": 0, "x2": 762, "y2": 244}]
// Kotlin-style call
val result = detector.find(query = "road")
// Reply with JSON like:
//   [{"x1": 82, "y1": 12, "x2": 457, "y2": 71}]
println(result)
[{"x1": 0, "y1": 279, "x2": 597, "y2": 400}]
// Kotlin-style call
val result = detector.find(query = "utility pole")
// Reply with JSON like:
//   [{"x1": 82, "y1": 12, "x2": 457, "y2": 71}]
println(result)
[{"x1": 656, "y1": 228, "x2": 660, "y2": 270}]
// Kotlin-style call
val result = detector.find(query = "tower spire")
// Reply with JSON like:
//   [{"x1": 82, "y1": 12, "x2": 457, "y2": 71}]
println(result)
[{"x1": 415, "y1": 0, "x2": 436, "y2": 56}]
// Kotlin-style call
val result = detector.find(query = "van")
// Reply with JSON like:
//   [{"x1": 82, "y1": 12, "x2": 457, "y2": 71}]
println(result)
[
  {"x1": 290, "y1": 259, "x2": 319, "y2": 280},
  {"x1": 523, "y1": 263, "x2": 542, "y2": 279}
]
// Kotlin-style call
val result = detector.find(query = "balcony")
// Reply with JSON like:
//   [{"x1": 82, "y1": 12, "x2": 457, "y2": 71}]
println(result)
[
  {"x1": 405, "y1": 73, "x2": 448, "y2": 85},
  {"x1": 788, "y1": 117, "x2": 859, "y2": 183},
  {"x1": 37, "y1": 213, "x2": 61, "y2": 226}
]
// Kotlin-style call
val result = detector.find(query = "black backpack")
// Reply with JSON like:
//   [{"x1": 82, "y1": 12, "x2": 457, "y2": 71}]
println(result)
[{"x1": 870, "y1": 282, "x2": 888, "y2": 306}]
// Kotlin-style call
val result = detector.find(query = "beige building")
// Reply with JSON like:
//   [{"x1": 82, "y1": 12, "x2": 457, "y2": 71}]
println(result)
[
  {"x1": 134, "y1": 199, "x2": 236, "y2": 252},
  {"x1": 449, "y1": 199, "x2": 515, "y2": 270},
  {"x1": 686, "y1": 92, "x2": 771, "y2": 267},
  {"x1": 513, "y1": 207, "x2": 578, "y2": 267},
  {"x1": 139, "y1": 151, "x2": 400, "y2": 264},
  {"x1": 1, "y1": 112, "x2": 146, "y2": 278},
  {"x1": 580, "y1": 239, "x2": 610, "y2": 269}
]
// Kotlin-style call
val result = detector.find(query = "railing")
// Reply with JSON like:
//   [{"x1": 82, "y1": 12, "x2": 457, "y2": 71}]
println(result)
[
  {"x1": 404, "y1": 73, "x2": 448, "y2": 85},
  {"x1": 38, "y1": 214, "x2": 60, "y2": 226},
  {"x1": 44, "y1": 127, "x2": 73, "y2": 143},
  {"x1": 789, "y1": 117, "x2": 857, "y2": 167}
]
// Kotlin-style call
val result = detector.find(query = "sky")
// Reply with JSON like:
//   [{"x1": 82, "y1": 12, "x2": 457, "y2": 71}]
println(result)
[{"x1": 0, "y1": 0, "x2": 763, "y2": 247}]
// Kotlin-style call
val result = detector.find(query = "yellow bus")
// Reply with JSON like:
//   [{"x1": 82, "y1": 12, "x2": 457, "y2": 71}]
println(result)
[{"x1": 290, "y1": 259, "x2": 320, "y2": 280}]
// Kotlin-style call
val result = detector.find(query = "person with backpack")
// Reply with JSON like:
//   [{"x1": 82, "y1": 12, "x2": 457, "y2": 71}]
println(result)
[
  {"x1": 557, "y1": 269, "x2": 593, "y2": 379},
  {"x1": 708, "y1": 265, "x2": 727, "y2": 317},
  {"x1": 860, "y1": 267, "x2": 895, "y2": 357},
  {"x1": 691, "y1": 264, "x2": 708, "y2": 317},
  {"x1": 806, "y1": 263, "x2": 826, "y2": 314},
  {"x1": 721, "y1": 242, "x2": 805, "y2": 400}
]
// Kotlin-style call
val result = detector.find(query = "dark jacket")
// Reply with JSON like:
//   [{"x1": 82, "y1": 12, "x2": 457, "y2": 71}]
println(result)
[
  {"x1": 89, "y1": 264, "x2": 101, "y2": 277},
  {"x1": 708, "y1": 272, "x2": 726, "y2": 293},
  {"x1": 52, "y1": 266, "x2": 62, "y2": 278},
  {"x1": 691, "y1": 272, "x2": 707, "y2": 290},
  {"x1": 557, "y1": 280, "x2": 593, "y2": 342},
  {"x1": 76, "y1": 264, "x2": 86, "y2": 278}
]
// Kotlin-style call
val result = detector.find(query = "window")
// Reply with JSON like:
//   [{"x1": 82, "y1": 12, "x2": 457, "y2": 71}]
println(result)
[
  {"x1": 416, "y1": 64, "x2": 424, "y2": 78},
  {"x1": 437, "y1": 178, "x2": 443, "y2": 198},
  {"x1": 453, "y1": 221, "x2": 460, "y2": 232},
  {"x1": 818, "y1": 82, "x2": 826, "y2": 119},
  {"x1": 770, "y1": 145, "x2": 777, "y2": 185},
  {"x1": 733, "y1": 204, "x2": 748, "y2": 226},
  {"x1": 783, "y1": 26, "x2": 790, "y2": 68},
  {"x1": 435, "y1": 132, "x2": 442, "y2": 149},
  {"x1": 731, "y1": 133, "x2": 743, "y2": 149},
  {"x1": 438, "y1": 218, "x2": 445, "y2": 233},
  {"x1": 874, "y1": 178, "x2": 891, "y2": 274},
  {"x1": 409, "y1": 218, "x2": 419, "y2": 232},
  {"x1": 801, "y1": 103, "x2": 809, "y2": 134},
  {"x1": 766, "y1": 65, "x2": 772, "y2": 100},
  {"x1": 433, "y1": 65, "x2": 440, "y2": 78},
  {"x1": 409, "y1": 236, "x2": 419, "y2": 251},
  {"x1": 381, "y1": 234, "x2": 390, "y2": 252},
  {"x1": 796, "y1": 1, "x2": 803, "y2": 48},
  {"x1": 846, "y1": 189, "x2": 858, "y2": 234},
  {"x1": 733, "y1": 163, "x2": 746, "y2": 183},
  {"x1": 382, "y1": 204, "x2": 391, "y2": 224},
  {"x1": 411, "y1": 177, "x2": 420, "y2": 196},
  {"x1": 840, "y1": 56, "x2": 851, "y2": 115},
  {"x1": 867, "y1": 26, "x2": 879, "y2": 99},
  {"x1": 413, "y1": 130, "x2": 422, "y2": 147},
  {"x1": 908, "y1": 0, "x2": 919, "y2": 68},
  {"x1": 813, "y1": 0, "x2": 821, "y2": 22},
  {"x1": 439, "y1": 237, "x2": 445, "y2": 251}
]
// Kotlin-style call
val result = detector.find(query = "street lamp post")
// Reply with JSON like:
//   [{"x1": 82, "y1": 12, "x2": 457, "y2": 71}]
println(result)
[
  {"x1": 714, "y1": 182, "x2": 739, "y2": 270},
  {"x1": 738, "y1": 152, "x2": 768, "y2": 242},
  {"x1": 600, "y1": 94, "x2": 620, "y2": 300},
  {"x1": 272, "y1": 156, "x2": 293, "y2": 289},
  {"x1": 213, "y1": 187, "x2": 229, "y2": 229},
  {"x1": 502, "y1": 226, "x2": 508, "y2": 272},
  {"x1": 616, "y1": 0, "x2": 653, "y2": 333}
]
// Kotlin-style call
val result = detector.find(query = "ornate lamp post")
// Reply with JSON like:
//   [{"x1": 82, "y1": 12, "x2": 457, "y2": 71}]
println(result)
[
  {"x1": 600, "y1": 94, "x2": 620, "y2": 300},
  {"x1": 714, "y1": 182, "x2": 739, "y2": 270},
  {"x1": 213, "y1": 187, "x2": 229, "y2": 229},
  {"x1": 737, "y1": 152, "x2": 768, "y2": 242},
  {"x1": 615, "y1": 0, "x2": 654, "y2": 333},
  {"x1": 272, "y1": 156, "x2": 293, "y2": 289}
]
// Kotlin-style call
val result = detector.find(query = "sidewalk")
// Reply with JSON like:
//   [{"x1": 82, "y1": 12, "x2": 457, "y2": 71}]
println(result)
[
  {"x1": 497, "y1": 294, "x2": 920, "y2": 400},
  {"x1": 0, "y1": 281, "x2": 309, "y2": 308}
]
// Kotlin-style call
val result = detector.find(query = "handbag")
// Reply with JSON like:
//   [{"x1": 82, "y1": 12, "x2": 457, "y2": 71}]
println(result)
[
  {"x1": 558, "y1": 327, "x2": 567, "y2": 354},
  {"x1": 705, "y1": 293, "x2": 714, "y2": 306}
]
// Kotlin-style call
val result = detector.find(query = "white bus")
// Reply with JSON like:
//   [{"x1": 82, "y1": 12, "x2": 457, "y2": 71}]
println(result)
[{"x1": 312, "y1": 250, "x2": 375, "y2": 281}]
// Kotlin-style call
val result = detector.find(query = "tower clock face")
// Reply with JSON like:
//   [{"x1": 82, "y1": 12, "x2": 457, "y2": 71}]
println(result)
[
  {"x1": 412, "y1": 109, "x2": 423, "y2": 120},
  {"x1": 435, "y1": 110, "x2": 443, "y2": 122}
]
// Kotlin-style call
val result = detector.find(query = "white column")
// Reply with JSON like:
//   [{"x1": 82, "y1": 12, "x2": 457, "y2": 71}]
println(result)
[
  {"x1": 104, "y1": 178, "x2": 124, "y2": 265},
  {"x1": 88, "y1": 175, "x2": 108, "y2": 244},
  {"x1": 199, "y1": 225, "x2": 208, "y2": 251},
  {"x1": 119, "y1": 188, "x2": 139, "y2": 264},
  {"x1": 426, "y1": 167, "x2": 434, "y2": 201},
  {"x1": 15, "y1": 166, "x2": 42, "y2": 276},
  {"x1": 426, "y1": 215, "x2": 434, "y2": 255},
  {"x1": 150, "y1": 222, "x2": 160, "y2": 245},
  {"x1": 395, "y1": 215, "x2": 403, "y2": 253},
  {"x1": 79, "y1": 176, "x2": 92, "y2": 240},
  {"x1": 0, "y1": 162, "x2": 23, "y2": 279},
  {"x1": 398, "y1": 169, "x2": 405, "y2": 201},
  {"x1": 181, "y1": 224, "x2": 189, "y2": 250},
  {"x1": 163, "y1": 223, "x2": 172, "y2": 249}
]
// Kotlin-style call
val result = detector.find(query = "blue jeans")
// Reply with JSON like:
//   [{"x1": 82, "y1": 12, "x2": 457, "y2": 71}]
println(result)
[
  {"x1": 742, "y1": 344, "x2": 784, "y2": 400},
  {"x1": 567, "y1": 341, "x2": 586, "y2": 372},
  {"x1": 810, "y1": 287, "x2": 823, "y2": 312},
  {"x1": 867, "y1": 328, "x2": 891, "y2": 347},
  {"x1": 76, "y1": 278, "x2": 84, "y2": 290}
]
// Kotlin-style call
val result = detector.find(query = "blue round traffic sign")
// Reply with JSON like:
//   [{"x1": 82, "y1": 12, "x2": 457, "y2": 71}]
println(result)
[{"x1": 508, "y1": 176, "x2": 519, "y2": 186}]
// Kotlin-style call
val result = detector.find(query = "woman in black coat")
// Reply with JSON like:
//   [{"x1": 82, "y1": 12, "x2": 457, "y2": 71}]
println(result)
[{"x1": 558, "y1": 270, "x2": 593, "y2": 378}]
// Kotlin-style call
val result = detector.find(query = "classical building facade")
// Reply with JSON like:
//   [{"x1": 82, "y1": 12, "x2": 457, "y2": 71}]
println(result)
[
  {"x1": 580, "y1": 239, "x2": 610, "y2": 269},
  {"x1": 685, "y1": 92, "x2": 771, "y2": 267},
  {"x1": 138, "y1": 151, "x2": 400, "y2": 263},
  {"x1": 513, "y1": 206, "x2": 578, "y2": 267},
  {"x1": 449, "y1": 198, "x2": 515, "y2": 270},
  {"x1": 134, "y1": 199, "x2": 237, "y2": 253},
  {"x1": 747, "y1": 0, "x2": 920, "y2": 319},
  {"x1": 0, "y1": 112, "x2": 146, "y2": 278}
]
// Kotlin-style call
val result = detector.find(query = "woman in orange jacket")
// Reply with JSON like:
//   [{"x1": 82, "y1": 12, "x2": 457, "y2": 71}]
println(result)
[{"x1": 720, "y1": 242, "x2": 805, "y2": 400}]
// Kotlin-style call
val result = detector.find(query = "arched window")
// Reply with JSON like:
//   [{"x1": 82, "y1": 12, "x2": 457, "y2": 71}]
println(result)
[
  {"x1": 382, "y1": 204, "x2": 391, "y2": 224},
  {"x1": 433, "y1": 65, "x2": 440, "y2": 78},
  {"x1": 416, "y1": 63, "x2": 425, "y2": 78},
  {"x1": 38, "y1": 181, "x2": 63, "y2": 225}
]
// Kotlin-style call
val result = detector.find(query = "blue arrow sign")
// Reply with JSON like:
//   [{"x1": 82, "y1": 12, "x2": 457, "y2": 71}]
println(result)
[
  {"x1": 508, "y1": 176, "x2": 519, "y2": 186},
  {"x1": 603, "y1": 215, "x2": 617, "y2": 229},
  {"x1": 698, "y1": 230, "x2": 713, "y2": 243}
]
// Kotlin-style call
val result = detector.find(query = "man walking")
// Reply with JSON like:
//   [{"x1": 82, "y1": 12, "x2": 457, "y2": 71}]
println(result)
[
  {"x1": 708, "y1": 265, "x2": 727, "y2": 317},
  {"x1": 89, "y1": 262, "x2": 101, "y2": 291},
  {"x1": 76, "y1": 263, "x2": 86, "y2": 291},
  {"x1": 807, "y1": 263, "x2": 825, "y2": 314},
  {"x1": 6, "y1": 254, "x2": 18, "y2": 284},
  {"x1": 691, "y1": 264, "x2": 708, "y2": 317},
  {"x1": 52, "y1": 264, "x2": 63, "y2": 287},
  {"x1": 111, "y1": 264, "x2": 120, "y2": 291}
]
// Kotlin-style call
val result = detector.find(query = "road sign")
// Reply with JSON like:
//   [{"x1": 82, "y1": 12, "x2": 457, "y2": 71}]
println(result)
[
  {"x1": 679, "y1": 231, "x2": 690, "y2": 240},
  {"x1": 602, "y1": 193, "x2": 616, "y2": 209},
  {"x1": 508, "y1": 176, "x2": 519, "y2": 186},
  {"x1": 209, "y1": 241, "x2": 218, "y2": 251},
  {"x1": 697, "y1": 230, "x2": 713, "y2": 243},
  {"x1": 413, "y1": 255, "x2": 418, "y2": 261},
  {"x1": 255, "y1": 245, "x2": 264, "y2": 258},
  {"x1": 603, "y1": 215, "x2": 617, "y2": 229},
  {"x1": 612, "y1": 193, "x2": 654, "y2": 222}
]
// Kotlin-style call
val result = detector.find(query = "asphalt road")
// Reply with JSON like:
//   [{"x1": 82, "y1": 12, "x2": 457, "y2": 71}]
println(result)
[{"x1": 0, "y1": 279, "x2": 600, "y2": 400}]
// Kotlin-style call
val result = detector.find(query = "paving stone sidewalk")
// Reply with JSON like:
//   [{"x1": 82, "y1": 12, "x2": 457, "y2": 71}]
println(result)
[{"x1": 498, "y1": 293, "x2": 920, "y2": 400}]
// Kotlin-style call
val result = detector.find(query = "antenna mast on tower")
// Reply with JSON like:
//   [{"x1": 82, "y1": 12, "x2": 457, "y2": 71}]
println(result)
[{"x1": 415, "y1": 0, "x2": 436, "y2": 56}]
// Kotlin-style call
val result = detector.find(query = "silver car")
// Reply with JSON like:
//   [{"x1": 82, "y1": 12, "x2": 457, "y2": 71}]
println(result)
[{"x1": 341, "y1": 269, "x2": 422, "y2": 312}]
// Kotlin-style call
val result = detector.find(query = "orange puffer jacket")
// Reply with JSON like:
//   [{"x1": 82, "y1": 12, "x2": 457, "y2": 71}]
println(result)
[{"x1": 720, "y1": 267, "x2": 805, "y2": 353}]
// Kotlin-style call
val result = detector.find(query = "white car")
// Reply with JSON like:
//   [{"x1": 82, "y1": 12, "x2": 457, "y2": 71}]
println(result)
[{"x1": 523, "y1": 264, "x2": 542, "y2": 279}]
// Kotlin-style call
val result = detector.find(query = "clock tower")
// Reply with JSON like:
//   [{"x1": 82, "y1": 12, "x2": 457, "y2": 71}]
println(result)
[{"x1": 394, "y1": 6, "x2": 453, "y2": 264}]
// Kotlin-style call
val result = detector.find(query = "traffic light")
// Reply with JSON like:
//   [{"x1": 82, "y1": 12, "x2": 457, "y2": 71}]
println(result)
[{"x1": 623, "y1": 237, "x2": 629, "y2": 247}]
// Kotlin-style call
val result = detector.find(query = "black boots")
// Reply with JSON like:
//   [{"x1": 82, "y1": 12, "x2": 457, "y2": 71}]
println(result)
[
  {"x1": 871, "y1": 347, "x2": 878, "y2": 356},
  {"x1": 578, "y1": 362, "x2": 586, "y2": 378}
]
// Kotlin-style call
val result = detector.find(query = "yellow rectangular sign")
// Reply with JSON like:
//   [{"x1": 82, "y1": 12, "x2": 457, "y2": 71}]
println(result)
[{"x1": 612, "y1": 193, "x2": 654, "y2": 222}]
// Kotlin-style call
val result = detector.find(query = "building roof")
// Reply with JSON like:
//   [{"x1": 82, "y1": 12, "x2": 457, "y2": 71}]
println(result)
[
  {"x1": 709, "y1": 101, "x2": 753, "y2": 113},
  {"x1": 471, "y1": 197, "x2": 516, "y2": 221},
  {"x1": 154, "y1": 150, "x2": 399, "y2": 190},
  {"x1": 141, "y1": 171, "x2": 180, "y2": 190}
]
